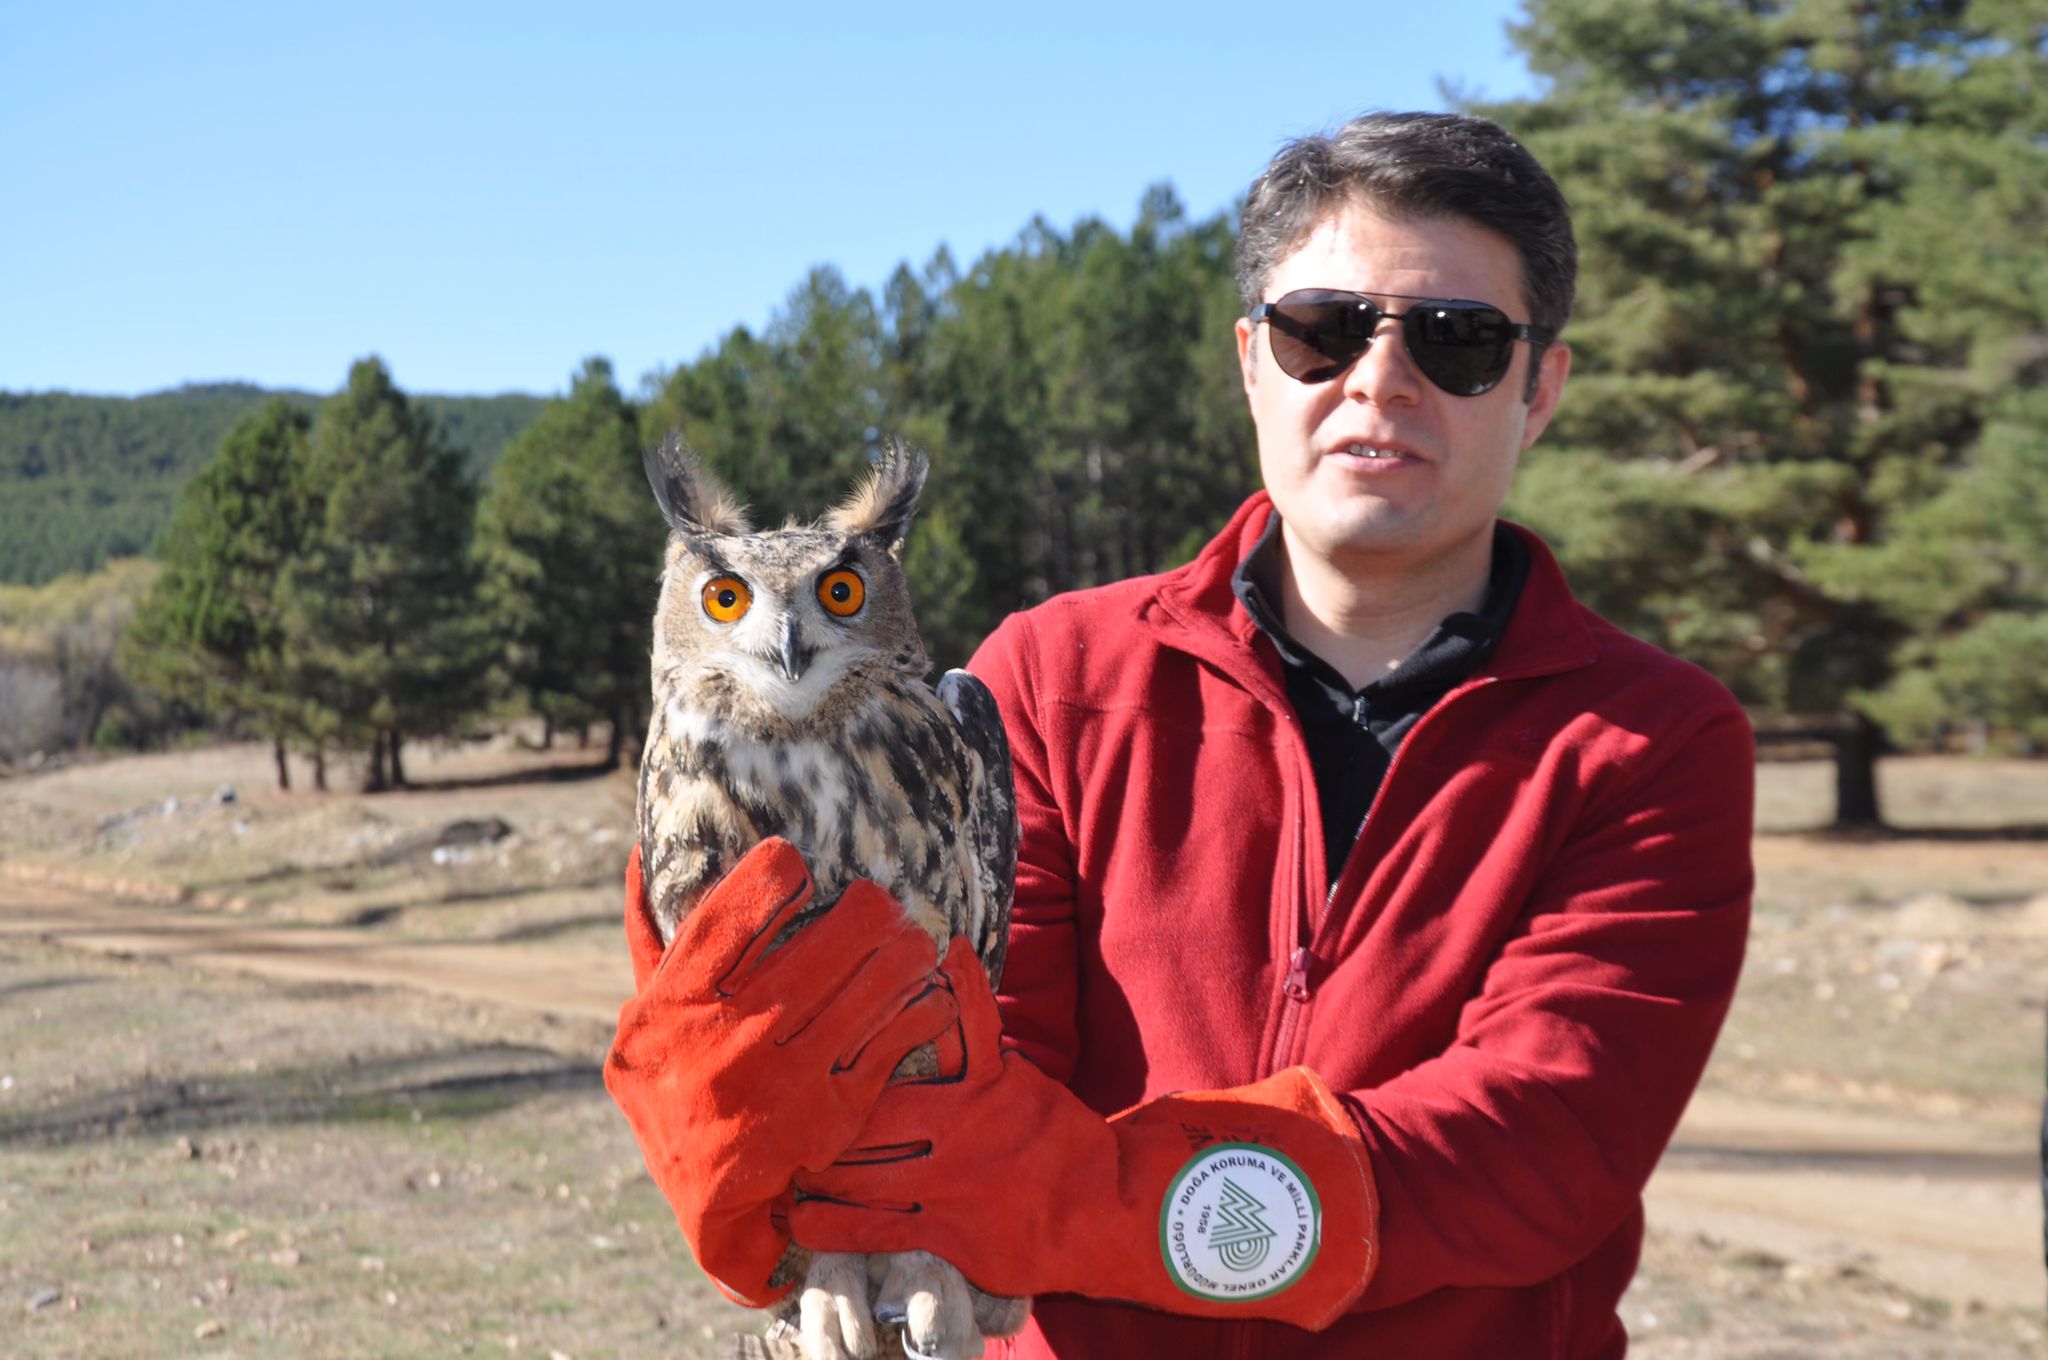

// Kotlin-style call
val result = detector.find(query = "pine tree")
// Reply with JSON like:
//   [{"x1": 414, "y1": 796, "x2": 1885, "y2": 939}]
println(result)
[
  {"x1": 645, "y1": 267, "x2": 885, "y2": 526},
  {"x1": 476, "y1": 358, "x2": 666, "y2": 765},
  {"x1": 1485, "y1": 0, "x2": 2048, "y2": 825},
  {"x1": 896, "y1": 196, "x2": 1251, "y2": 653},
  {"x1": 122, "y1": 400, "x2": 314, "y2": 786},
  {"x1": 280, "y1": 358, "x2": 488, "y2": 790}
]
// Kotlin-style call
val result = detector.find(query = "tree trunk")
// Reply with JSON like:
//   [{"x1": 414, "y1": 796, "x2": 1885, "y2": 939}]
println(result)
[
  {"x1": 313, "y1": 746, "x2": 329, "y2": 793},
  {"x1": 363, "y1": 731, "x2": 389, "y2": 793},
  {"x1": 603, "y1": 710, "x2": 624, "y2": 771},
  {"x1": 389, "y1": 731, "x2": 407, "y2": 788},
  {"x1": 2040, "y1": 1013, "x2": 2048, "y2": 1279},
  {"x1": 272, "y1": 737, "x2": 291, "y2": 792},
  {"x1": 1832, "y1": 713, "x2": 1884, "y2": 829},
  {"x1": 541, "y1": 716, "x2": 554, "y2": 750}
]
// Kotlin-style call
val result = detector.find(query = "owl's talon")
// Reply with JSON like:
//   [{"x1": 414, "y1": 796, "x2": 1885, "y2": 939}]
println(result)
[
  {"x1": 876, "y1": 1251, "x2": 983, "y2": 1360},
  {"x1": 799, "y1": 1252, "x2": 878, "y2": 1360}
]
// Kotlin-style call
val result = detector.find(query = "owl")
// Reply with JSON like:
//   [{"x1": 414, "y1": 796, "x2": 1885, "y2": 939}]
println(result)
[{"x1": 635, "y1": 432, "x2": 1026, "y2": 1360}]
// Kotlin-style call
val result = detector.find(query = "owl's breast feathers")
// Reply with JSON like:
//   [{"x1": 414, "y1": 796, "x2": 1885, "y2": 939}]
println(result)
[{"x1": 637, "y1": 671, "x2": 1016, "y2": 984}]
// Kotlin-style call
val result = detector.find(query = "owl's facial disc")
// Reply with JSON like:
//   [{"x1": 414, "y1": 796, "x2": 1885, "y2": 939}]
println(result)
[{"x1": 661, "y1": 534, "x2": 896, "y2": 721}]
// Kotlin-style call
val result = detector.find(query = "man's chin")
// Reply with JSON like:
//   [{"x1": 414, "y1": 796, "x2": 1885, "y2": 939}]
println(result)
[
  {"x1": 1289, "y1": 509, "x2": 1499, "y2": 581},
  {"x1": 1292, "y1": 508, "x2": 1419, "y2": 563}
]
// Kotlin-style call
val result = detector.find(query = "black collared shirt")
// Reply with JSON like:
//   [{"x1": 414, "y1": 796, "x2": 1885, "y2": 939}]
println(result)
[{"x1": 1232, "y1": 517, "x2": 1530, "y2": 889}]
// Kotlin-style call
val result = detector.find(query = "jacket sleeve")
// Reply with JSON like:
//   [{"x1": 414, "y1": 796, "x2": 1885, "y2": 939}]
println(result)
[
  {"x1": 1343, "y1": 695, "x2": 1754, "y2": 1309},
  {"x1": 967, "y1": 614, "x2": 1083, "y2": 1084}
]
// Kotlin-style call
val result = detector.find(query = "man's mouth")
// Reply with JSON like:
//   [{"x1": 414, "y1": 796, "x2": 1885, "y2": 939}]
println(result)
[{"x1": 1332, "y1": 442, "x2": 1422, "y2": 463}]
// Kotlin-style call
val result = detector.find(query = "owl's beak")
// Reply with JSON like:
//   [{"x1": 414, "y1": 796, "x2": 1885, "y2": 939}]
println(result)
[{"x1": 777, "y1": 614, "x2": 807, "y2": 682}]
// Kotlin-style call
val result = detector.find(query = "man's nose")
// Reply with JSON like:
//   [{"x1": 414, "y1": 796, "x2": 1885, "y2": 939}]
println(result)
[{"x1": 1341, "y1": 316, "x2": 1424, "y2": 405}]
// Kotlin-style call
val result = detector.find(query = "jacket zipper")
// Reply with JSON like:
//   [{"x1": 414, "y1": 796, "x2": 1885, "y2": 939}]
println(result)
[
  {"x1": 1274, "y1": 676, "x2": 1501, "y2": 1042},
  {"x1": 1282, "y1": 945, "x2": 1315, "y2": 1002}
]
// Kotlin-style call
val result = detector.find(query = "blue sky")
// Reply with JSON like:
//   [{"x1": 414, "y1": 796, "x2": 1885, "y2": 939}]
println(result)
[{"x1": 1, "y1": 2, "x2": 1540, "y2": 399}]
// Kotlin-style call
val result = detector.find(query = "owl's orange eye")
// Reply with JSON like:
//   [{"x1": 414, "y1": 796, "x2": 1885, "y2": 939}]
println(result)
[
  {"x1": 817, "y1": 569, "x2": 865, "y2": 617},
  {"x1": 701, "y1": 576, "x2": 752, "y2": 623}
]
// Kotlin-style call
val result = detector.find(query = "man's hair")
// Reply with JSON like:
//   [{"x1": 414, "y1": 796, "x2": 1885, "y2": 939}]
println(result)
[{"x1": 1236, "y1": 111, "x2": 1578, "y2": 346}]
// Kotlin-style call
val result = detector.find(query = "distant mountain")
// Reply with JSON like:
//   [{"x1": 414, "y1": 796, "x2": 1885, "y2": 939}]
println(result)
[{"x1": 0, "y1": 383, "x2": 545, "y2": 584}]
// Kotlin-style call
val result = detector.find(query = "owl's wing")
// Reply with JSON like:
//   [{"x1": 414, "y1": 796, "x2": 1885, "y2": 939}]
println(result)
[{"x1": 937, "y1": 668, "x2": 1017, "y2": 991}]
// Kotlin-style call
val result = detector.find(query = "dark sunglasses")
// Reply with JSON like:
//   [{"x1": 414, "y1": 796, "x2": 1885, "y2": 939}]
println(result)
[{"x1": 1250, "y1": 288, "x2": 1556, "y2": 396}]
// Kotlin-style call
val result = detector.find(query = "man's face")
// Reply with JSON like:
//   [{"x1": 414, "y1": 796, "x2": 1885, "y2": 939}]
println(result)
[{"x1": 1234, "y1": 199, "x2": 1570, "y2": 580}]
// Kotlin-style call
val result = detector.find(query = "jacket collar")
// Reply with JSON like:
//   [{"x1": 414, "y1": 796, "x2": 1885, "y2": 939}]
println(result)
[{"x1": 1146, "y1": 492, "x2": 1599, "y2": 686}]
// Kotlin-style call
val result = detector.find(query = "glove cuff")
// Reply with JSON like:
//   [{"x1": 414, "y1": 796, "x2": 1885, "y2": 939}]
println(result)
[
  {"x1": 789, "y1": 1059, "x2": 1379, "y2": 1329},
  {"x1": 1007, "y1": 1065, "x2": 1376, "y2": 1327},
  {"x1": 1082, "y1": 1067, "x2": 1378, "y2": 1327}
]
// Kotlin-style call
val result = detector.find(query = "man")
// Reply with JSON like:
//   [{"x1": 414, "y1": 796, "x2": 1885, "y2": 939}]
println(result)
[{"x1": 610, "y1": 111, "x2": 1753, "y2": 1359}]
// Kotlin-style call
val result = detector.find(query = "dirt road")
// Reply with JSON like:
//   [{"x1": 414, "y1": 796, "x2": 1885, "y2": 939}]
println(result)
[
  {"x1": 1653, "y1": 1092, "x2": 2038, "y2": 1312},
  {"x1": 6, "y1": 871, "x2": 2039, "y2": 1319},
  {"x1": 0, "y1": 868, "x2": 630, "y2": 1023}
]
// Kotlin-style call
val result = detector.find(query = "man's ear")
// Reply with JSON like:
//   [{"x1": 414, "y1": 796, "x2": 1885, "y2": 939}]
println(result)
[
  {"x1": 1519, "y1": 341, "x2": 1572, "y2": 451},
  {"x1": 1235, "y1": 315, "x2": 1259, "y2": 401}
]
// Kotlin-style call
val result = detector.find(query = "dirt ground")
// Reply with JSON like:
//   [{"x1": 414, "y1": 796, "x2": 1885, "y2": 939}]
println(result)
[{"x1": 2, "y1": 737, "x2": 2044, "y2": 1357}]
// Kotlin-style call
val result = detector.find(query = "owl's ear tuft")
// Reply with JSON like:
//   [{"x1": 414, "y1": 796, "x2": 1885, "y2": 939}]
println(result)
[
  {"x1": 829, "y1": 440, "x2": 928, "y2": 555},
  {"x1": 645, "y1": 433, "x2": 752, "y2": 537}
]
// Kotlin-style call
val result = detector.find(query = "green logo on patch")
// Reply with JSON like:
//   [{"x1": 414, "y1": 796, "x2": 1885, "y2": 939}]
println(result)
[
  {"x1": 1159, "y1": 1142, "x2": 1322, "y2": 1301},
  {"x1": 1209, "y1": 1178, "x2": 1277, "y2": 1271}
]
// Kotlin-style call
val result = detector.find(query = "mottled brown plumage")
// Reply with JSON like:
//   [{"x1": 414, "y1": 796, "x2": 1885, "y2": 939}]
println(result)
[{"x1": 636, "y1": 433, "x2": 1023, "y2": 1360}]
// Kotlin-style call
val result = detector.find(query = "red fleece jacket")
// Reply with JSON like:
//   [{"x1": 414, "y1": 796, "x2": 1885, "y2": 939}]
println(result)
[{"x1": 969, "y1": 494, "x2": 1753, "y2": 1360}]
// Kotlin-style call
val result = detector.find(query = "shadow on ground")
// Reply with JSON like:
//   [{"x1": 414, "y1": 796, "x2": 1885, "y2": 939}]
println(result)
[
  {"x1": 488, "y1": 913, "x2": 617, "y2": 944},
  {"x1": 1662, "y1": 1141, "x2": 2040, "y2": 1180},
  {"x1": 397, "y1": 759, "x2": 620, "y2": 793},
  {"x1": 0, "y1": 974, "x2": 97, "y2": 1004},
  {"x1": 0, "y1": 1043, "x2": 602, "y2": 1147},
  {"x1": 1796, "y1": 822, "x2": 2048, "y2": 843},
  {"x1": 177, "y1": 868, "x2": 615, "y2": 913}
]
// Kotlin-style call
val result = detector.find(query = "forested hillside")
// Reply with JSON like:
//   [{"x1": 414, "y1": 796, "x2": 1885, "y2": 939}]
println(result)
[{"x1": 0, "y1": 383, "x2": 543, "y2": 584}]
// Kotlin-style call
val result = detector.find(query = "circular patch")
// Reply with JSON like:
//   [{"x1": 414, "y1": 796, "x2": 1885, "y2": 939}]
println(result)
[{"x1": 1158, "y1": 1142, "x2": 1322, "y2": 1301}]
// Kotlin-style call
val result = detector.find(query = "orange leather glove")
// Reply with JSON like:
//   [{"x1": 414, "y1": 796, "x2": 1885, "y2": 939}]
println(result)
[
  {"x1": 604, "y1": 839, "x2": 958, "y2": 1308},
  {"x1": 790, "y1": 938, "x2": 1380, "y2": 1328}
]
